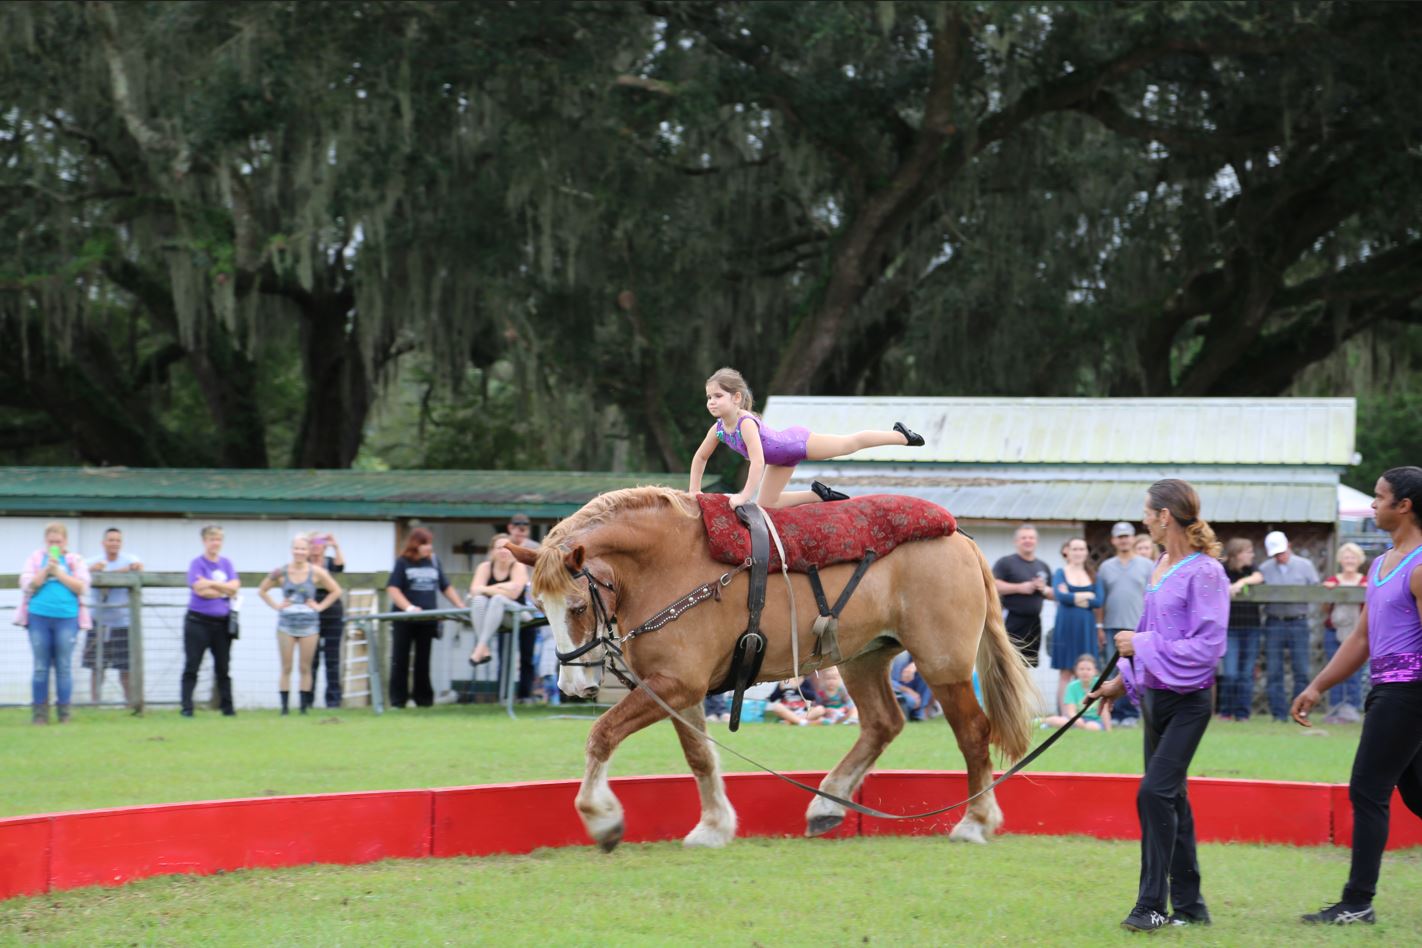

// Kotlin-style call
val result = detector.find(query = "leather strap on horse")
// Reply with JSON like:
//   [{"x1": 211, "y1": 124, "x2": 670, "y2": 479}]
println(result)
[
  {"x1": 608, "y1": 646, "x2": 1121, "y2": 822},
  {"x1": 805, "y1": 552, "x2": 875, "y2": 664},
  {"x1": 727, "y1": 504, "x2": 772, "y2": 730},
  {"x1": 759, "y1": 507, "x2": 801, "y2": 677}
]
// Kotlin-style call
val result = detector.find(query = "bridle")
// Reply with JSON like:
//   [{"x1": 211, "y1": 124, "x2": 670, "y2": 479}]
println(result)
[{"x1": 553, "y1": 568, "x2": 620, "y2": 672}]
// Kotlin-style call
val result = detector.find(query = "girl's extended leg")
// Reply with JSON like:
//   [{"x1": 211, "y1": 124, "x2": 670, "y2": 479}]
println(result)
[
  {"x1": 805, "y1": 430, "x2": 909, "y2": 461},
  {"x1": 298, "y1": 634, "x2": 319, "y2": 691}
]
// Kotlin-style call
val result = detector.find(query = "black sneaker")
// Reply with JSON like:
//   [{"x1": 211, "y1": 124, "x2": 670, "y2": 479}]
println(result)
[
  {"x1": 1301, "y1": 901, "x2": 1375, "y2": 925},
  {"x1": 811, "y1": 481, "x2": 850, "y2": 503},
  {"x1": 894, "y1": 421, "x2": 925, "y2": 447},
  {"x1": 1121, "y1": 907, "x2": 1168, "y2": 932},
  {"x1": 1168, "y1": 908, "x2": 1211, "y2": 926}
]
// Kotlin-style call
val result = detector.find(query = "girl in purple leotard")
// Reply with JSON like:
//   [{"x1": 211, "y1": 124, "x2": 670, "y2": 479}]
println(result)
[{"x1": 687, "y1": 367, "x2": 924, "y2": 509}]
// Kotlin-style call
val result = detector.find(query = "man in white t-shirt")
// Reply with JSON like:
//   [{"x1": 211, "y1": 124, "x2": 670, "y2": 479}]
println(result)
[
  {"x1": 87, "y1": 527, "x2": 143, "y2": 704},
  {"x1": 1096, "y1": 521, "x2": 1152, "y2": 725}
]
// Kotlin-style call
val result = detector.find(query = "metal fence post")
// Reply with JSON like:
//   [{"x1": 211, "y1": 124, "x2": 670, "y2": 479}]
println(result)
[{"x1": 129, "y1": 577, "x2": 145, "y2": 715}]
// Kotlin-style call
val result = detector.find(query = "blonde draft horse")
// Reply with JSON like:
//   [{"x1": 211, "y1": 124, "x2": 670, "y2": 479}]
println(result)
[{"x1": 507, "y1": 487, "x2": 1038, "y2": 851}]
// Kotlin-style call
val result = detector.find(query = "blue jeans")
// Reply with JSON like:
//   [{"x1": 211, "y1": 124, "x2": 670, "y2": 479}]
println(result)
[
  {"x1": 1265, "y1": 618, "x2": 1311, "y2": 720},
  {"x1": 1220, "y1": 624, "x2": 1262, "y2": 719},
  {"x1": 29, "y1": 614, "x2": 79, "y2": 707},
  {"x1": 1324, "y1": 629, "x2": 1364, "y2": 710}
]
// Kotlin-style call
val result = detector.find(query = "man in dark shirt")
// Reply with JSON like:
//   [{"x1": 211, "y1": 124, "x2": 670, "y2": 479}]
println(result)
[{"x1": 992, "y1": 524, "x2": 1055, "y2": 665}]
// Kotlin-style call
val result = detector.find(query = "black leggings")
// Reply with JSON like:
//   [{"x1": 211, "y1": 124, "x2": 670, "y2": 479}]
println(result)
[
  {"x1": 309, "y1": 610, "x2": 344, "y2": 707},
  {"x1": 389, "y1": 620, "x2": 436, "y2": 707},
  {"x1": 1136, "y1": 687, "x2": 1212, "y2": 914},
  {"x1": 181, "y1": 611, "x2": 233, "y2": 714},
  {"x1": 1343, "y1": 682, "x2": 1422, "y2": 904}
]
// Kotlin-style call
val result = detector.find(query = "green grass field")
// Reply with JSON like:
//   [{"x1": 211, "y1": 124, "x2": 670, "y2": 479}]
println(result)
[
  {"x1": 6, "y1": 705, "x2": 1414, "y2": 945},
  {"x1": 0, "y1": 704, "x2": 1364, "y2": 818}
]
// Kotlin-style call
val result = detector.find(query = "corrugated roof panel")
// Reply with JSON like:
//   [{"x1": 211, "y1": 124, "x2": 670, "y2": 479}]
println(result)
[{"x1": 763, "y1": 397, "x2": 1355, "y2": 466}]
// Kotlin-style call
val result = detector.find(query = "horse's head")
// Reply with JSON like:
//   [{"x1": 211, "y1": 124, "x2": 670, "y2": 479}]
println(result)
[{"x1": 510, "y1": 542, "x2": 620, "y2": 699}]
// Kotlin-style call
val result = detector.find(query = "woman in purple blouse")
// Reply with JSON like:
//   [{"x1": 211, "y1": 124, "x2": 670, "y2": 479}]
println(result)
[
  {"x1": 1292, "y1": 466, "x2": 1422, "y2": 926},
  {"x1": 1091, "y1": 479, "x2": 1228, "y2": 932},
  {"x1": 180, "y1": 524, "x2": 241, "y2": 717}
]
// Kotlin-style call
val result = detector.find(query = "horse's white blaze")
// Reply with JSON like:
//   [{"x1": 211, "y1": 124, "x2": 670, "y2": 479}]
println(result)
[
  {"x1": 577, "y1": 756, "x2": 622, "y2": 842},
  {"x1": 543, "y1": 595, "x2": 599, "y2": 698},
  {"x1": 683, "y1": 747, "x2": 736, "y2": 848}
]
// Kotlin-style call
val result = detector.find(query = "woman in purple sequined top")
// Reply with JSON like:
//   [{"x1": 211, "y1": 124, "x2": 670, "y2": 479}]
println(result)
[
  {"x1": 1089, "y1": 479, "x2": 1227, "y2": 932},
  {"x1": 687, "y1": 367, "x2": 924, "y2": 509},
  {"x1": 1292, "y1": 466, "x2": 1422, "y2": 926}
]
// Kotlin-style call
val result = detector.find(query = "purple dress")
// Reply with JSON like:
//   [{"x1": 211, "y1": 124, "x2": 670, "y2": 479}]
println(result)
[
  {"x1": 1120, "y1": 552, "x2": 1229, "y2": 703},
  {"x1": 716, "y1": 415, "x2": 811, "y2": 468},
  {"x1": 1366, "y1": 547, "x2": 1422, "y2": 683}
]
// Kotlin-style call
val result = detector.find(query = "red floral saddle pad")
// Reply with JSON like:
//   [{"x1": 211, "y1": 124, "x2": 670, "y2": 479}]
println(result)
[{"x1": 697, "y1": 493, "x2": 957, "y2": 573}]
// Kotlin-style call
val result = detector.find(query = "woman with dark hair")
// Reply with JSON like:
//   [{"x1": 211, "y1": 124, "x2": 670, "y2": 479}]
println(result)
[
  {"x1": 1049, "y1": 537, "x2": 1102, "y2": 712},
  {"x1": 1219, "y1": 537, "x2": 1265, "y2": 721},
  {"x1": 1293, "y1": 467, "x2": 1422, "y2": 926},
  {"x1": 1090, "y1": 479, "x2": 1228, "y2": 932},
  {"x1": 385, "y1": 527, "x2": 465, "y2": 708}
]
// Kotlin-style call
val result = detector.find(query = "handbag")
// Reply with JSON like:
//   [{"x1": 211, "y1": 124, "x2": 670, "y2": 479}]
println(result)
[{"x1": 227, "y1": 593, "x2": 242, "y2": 639}]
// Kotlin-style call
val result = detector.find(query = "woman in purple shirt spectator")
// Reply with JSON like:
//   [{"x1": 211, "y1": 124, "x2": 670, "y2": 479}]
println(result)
[
  {"x1": 1292, "y1": 466, "x2": 1422, "y2": 926},
  {"x1": 1091, "y1": 479, "x2": 1228, "y2": 932},
  {"x1": 180, "y1": 524, "x2": 241, "y2": 717}
]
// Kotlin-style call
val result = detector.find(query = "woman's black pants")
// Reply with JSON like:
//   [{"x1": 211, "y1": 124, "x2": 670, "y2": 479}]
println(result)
[
  {"x1": 309, "y1": 609, "x2": 344, "y2": 708},
  {"x1": 389, "y1": 620, "x2": 436, "y2": 707},
  {"x1": 1342, "y1": 682, "x2": 1422, "y2": 904},
  {"x1": 1135, "y1": 687, "x2": 1212, "y2": 914},
  {"x1": 181, "y1": 611, "x2": 234, "y2": 714}
]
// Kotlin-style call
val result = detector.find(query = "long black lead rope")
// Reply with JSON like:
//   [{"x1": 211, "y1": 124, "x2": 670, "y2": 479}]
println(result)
[{"x1": 608, "y1": 647, "x2": 1121, "y2": 822}]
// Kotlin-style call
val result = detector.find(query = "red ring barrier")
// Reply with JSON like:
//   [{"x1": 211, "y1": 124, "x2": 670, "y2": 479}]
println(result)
[{"x1": 2, "y1": 771, "x2": 1419, "y2": 901}]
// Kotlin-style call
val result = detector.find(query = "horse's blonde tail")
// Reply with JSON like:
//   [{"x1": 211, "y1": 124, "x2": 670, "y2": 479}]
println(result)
[{"x1": 972, "y1": 541, "x2": 1039, "y2": 762}]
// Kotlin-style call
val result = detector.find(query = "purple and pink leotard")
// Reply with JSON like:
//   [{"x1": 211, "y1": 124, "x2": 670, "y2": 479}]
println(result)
[
  {"x1": 1366, "y1": 546, "x2": 1422, "y2": 684},
  {"x1": 716, "y1": 415, "x2": 811, "y2": 467}
]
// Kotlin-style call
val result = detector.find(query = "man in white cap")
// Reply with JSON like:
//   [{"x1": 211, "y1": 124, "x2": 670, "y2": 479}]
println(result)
[
  {"x1": 1096, "y1": 521, "x2": 1152, "y2": 726},
  {"x1": 1257, "y1": 530, "x2": 1320, "y2": 722}
]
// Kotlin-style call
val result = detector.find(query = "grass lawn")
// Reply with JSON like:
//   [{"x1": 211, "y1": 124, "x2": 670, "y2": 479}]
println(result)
[
  {"x1": 1, "y1": 703, "x2": 1363, "y2": 818},
  {"x1": 2, "y1": 835, "x2": 1420, "y2": 946}
]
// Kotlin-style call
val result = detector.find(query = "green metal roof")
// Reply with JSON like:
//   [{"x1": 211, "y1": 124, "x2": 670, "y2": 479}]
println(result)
[{"x1": 0, "y1": 467, "x2": 710, "y2": 519}]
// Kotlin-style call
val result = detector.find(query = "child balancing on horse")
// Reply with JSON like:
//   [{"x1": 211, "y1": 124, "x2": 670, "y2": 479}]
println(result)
[{"x1": 688, "y1": 367, "x2": 924, "y2": 509}]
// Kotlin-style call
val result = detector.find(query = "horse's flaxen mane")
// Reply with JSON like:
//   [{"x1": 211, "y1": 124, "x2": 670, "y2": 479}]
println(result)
[{"x1": 531, "y1": 486, "x2": 699, "y2": 599}]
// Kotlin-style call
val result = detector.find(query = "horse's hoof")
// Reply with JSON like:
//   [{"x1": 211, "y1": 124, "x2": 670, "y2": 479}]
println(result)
[
  {"x1": 596, "y1": 823, "x2": 624, "y2": 853},
  {"x1": 948, "y1": 819, "x2": 988, "y2": 844},
  {"x1": 683, "y1": 823, "x2": 734, "y2": 849},
  {"x1": 806, "y1": 813, "x2": 844, "y2": 838}
]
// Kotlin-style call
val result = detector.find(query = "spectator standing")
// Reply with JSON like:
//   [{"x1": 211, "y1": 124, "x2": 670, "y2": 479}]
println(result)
[
  {"x1": 85, "y1": 527, "x2": 142, "y2": 705},
  {"x1": 1089, "y1": 479, "x2": 1228, "y2": 932},
  {"x1": 1321, "y1": 542, "x2": 1368, "y2": 724},
  {"x1": 1219, "y1": 538, "x2": 1265, "y2": 721},
  {"x1": 386, "y1": 527, "x2": 465, "y2": 708},
  {"x1": 258, "y1": 535, "x2": 343, "y2": 715},
  {"x1": 467, "y1": 534, "x2": 529, "y2": 666},
  {"x1": 16, "y1": 522, "x2": 92, "y2": 724},
  {"x1": 1258, "y1": 530, "x2": 1321, "y2": 722},
  {"x1": 992, "y1": 524, "x2": 1055, "y2": 665},
  {"x1": 1049, "y1": 537, "x2": 1102, "y2": 711},
  {"x1": 1098, "y1": 521, "x2": 1152, "y2": 726},
  {"x1": 306, "y1": 532, "x2": 346, "y2": 708},
  {"x1": 507, "y1": 513, "x2": 540, "y2": 551},
  {"x1": 181, "y1": 525, "x2": 239, "y2": 718},
  {"x1": 1292, "y1": 467, "x2": 1422, "y2": 926}
]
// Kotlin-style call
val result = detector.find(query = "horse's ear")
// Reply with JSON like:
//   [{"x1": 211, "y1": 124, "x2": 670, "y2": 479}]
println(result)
[
  {"x1": 507, "y1": 544, "x2": 537, "y2": 567},
  {"x1": 563, "y1": 545, "x2": 586, "y2": 573}
]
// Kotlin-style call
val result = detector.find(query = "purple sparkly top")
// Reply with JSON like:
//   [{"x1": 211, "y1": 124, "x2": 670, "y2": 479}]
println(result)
[
  {"x1": 715, "y1": 415, "x2": 811, "y2": 468},
  {"x1": 1365, "y1": 546, "x2": 1422, "y2": 684},
  {"x1": 1119, "y1": 552, "x2": 1229, "y2": 702}
]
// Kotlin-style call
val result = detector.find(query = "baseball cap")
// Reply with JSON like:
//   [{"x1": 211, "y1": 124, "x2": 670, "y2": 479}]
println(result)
[
  {"x1": 1264, "y1": 531, "x2": 1289, "y2": 557},
  {"x1": 509, "y1": 514, "x2": 531, "y2": 526},
  {"x1": 1111, "y1": 521, "x2": 1136, "y2": 538}
]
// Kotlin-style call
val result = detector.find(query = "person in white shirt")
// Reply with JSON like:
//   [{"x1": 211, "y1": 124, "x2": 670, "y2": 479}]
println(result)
[{"x1": 86, "y1": 528, "x2": 143, "y2": 704}]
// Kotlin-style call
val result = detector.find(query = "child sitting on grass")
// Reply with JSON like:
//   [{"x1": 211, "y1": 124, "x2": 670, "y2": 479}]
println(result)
[
  {"x1": 815, "y1": 666, "x2": 858, "y2": 724},
  {"x1": 1042, "y1": 653, "x2": 1111, "y2": 731},
  {"x1": 766, "y1": 677, "x2": 825, "y2": 725}
]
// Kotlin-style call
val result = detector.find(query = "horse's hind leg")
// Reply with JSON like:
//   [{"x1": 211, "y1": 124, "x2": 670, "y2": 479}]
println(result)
[
  {"x1": 579, "y1": 673, "x2": 693, "y2": 852},
  {"x1": 805, "y1": 646, "x2": 903, "y2": 837},
  {"x1": 670, "y1": 702, "x2": 738, "y2": 848},
  {"x1": 924, "y1": 675, "x2": 1002, "y2": 844}
]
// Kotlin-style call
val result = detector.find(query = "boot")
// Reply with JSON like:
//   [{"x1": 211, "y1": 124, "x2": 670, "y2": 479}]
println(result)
[
  {"x1": 56, "y1": 705, "x2": 71, "y2": 724},
  {"x1": 300, "y1": 690, "x2": 314, "y2": 714},
  {"x1": 279, "y1": 691, "x2": 290, "y2": 715},
  {"x1": 32, "y1": 702, "x2": 49, "y2": 726}
]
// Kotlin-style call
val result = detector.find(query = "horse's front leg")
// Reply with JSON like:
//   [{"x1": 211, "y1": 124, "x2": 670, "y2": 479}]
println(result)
[
  {"x1": 670, "y1": 701, "x2": 738, "y2": 848},
  {"x1": 578, "y1": 673, "x2": 695, "y2": 852}
]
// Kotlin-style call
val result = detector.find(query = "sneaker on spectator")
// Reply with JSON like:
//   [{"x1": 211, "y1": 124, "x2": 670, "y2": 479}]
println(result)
[
  {"x1": 1121, "y1": 906, "x2": 1168, "y2": 932},
  {"x1": 1301, "y1": 901, "x2": 1375, "y2": 925},
  {"x1": 1117, "y1": 716, "x2": 1140, "y2": 728},
  {"x1": 1167, "y1": 906, "x2": 1211, "y2": 926}
]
